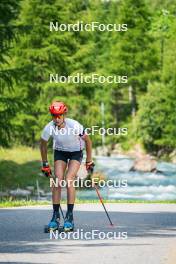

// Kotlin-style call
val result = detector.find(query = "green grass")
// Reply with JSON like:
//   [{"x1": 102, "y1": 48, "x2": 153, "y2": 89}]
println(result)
[
  {"x1": 0, "y1": 146, "x2": 53, "y2": 191},
  {"x1": 0, "y1": 199, "x2": 176, "y2": 208},
  {"x1": 0, "y1": 199, "x2": 50, "y2": 208}
]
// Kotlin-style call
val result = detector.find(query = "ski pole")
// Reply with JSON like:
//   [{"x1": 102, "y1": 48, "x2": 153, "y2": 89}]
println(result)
[
  {"x1": 94, "y1": 184, "x2": 114, "y2": 226},
  {"x1": 59, "y1": 204, "x2": 65, "y2": 220},
  {"x1": 87, "y1": 164, "x2": 114, "y2": 226}
]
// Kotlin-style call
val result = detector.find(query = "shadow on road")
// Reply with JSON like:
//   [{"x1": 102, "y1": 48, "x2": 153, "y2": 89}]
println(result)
[{"x1": 0, "y1": 207, "x2": 176, "y2": 254}]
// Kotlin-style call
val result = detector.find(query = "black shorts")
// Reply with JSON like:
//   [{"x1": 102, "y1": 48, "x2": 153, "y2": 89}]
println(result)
[{"x1": 54, "y1": 150, "x2": 83, "y2": 164}]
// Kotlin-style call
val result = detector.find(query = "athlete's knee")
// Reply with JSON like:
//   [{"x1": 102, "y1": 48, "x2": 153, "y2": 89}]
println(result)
[
  {"x1": 51, "y1": 185, "x2": 60, "y2": 192},
  {"x1": 50, "y1": 176, "x2": 63, "y2": 190},
  {"x1": 54, "y1": 170, "x2": 63, "y2": 178},
  {"x1": 66, "y1": 176, "x2": 75, "y2": 188},
  {"x1": 55, "y1": 172, "x2": 64, "y2": 185}
]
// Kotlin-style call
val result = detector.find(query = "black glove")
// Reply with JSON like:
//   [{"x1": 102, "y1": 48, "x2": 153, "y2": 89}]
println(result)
[{"x1": 86, "y1": 161, "x2": 95, "y2": 173}]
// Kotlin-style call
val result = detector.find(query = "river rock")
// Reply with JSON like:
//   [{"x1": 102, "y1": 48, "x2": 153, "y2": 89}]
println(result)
[
  {"x1": 95, "y1": 146, "x2": 110, "y2": 156},
  {"x1": 170, "y1": 149, "x2": 176, "y2": 164},
  {"x1": 130, "y1": 155, "x2": 157, "y2": 172}
]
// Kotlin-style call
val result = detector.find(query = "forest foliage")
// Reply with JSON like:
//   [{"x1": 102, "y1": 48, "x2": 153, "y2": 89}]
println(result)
[{"x1": 0, "y1": 0, "x2": 176, "y2": 156}]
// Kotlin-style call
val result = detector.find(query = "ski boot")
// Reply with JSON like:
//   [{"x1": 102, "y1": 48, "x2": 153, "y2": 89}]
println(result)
[
  {"x1": 44, "y1": 211, "x2": 60, "y2": 233},
  {"x1": 63, "y1": 212, "x2": 74, "y2": 232}
]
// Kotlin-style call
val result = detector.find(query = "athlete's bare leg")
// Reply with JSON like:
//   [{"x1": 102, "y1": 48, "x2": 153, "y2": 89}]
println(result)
[
  {"x1": 66, "y1": 160, "x2": 81, "y2": 204},
  {"x1": 52, "y1": 160, "x2": 67, "y2": 204}
]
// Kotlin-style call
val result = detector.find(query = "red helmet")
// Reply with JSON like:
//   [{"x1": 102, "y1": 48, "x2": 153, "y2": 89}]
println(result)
[{"x1": 49, "y1": 101, "x2": 68, "y2": 115}]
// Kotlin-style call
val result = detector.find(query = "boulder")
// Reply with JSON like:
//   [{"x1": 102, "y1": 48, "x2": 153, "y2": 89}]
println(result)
[
  {"x1": 170, "y1": 150, "x2": 176, "y2": 164},
  {"x1": 130, "y1": 155, "x2": 158, "y2": 172},
  {"x1": 94, "y1": 146, "x2": 110, "y2": 156}
]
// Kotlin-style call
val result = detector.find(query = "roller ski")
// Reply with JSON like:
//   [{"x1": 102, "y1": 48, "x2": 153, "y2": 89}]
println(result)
[{"x1": 44, "y1": 211, "x2": 63, "y2": 233}]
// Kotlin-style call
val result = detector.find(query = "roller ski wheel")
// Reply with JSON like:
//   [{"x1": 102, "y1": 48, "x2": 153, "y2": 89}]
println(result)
[
  {"x1": 44, "y1": 225, "x2": 64, "y2": 233},
  {"x1": 44, "y1": 211, "x2": 61, "y2": 233}
]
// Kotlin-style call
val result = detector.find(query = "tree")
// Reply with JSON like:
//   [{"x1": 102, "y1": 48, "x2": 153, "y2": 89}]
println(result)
[
  {"x1": 135, "y1": 5, "x2": 176, "y2": 154},
  {"x1": 0, "y1": 0, "x2": 24, "y2": 146},
  {"x1": 13, "y1": 0, "x2": 79, "y2": 145},
  {"x1": 13, "y1": 0, "x2": 107, "y2": 146},
  {"x1": 109, "y1": 0, "x2": 158, "y2": 119},
  {"x1": 136, "y1": 82, "x2": 176, "y2": 153},
  {"x1": 151, "y1": 8, "x2": 174, "y2": 75}
]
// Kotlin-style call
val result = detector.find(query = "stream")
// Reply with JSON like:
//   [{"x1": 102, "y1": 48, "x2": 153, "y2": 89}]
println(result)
[{"x1": 77, "y1": 155, "x2": 176, "y2": 201}]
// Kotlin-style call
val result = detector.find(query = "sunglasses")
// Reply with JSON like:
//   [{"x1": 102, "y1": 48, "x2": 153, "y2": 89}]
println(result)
[{"x1": 51, "y1": 114, "x2": 64, "y2": 119}]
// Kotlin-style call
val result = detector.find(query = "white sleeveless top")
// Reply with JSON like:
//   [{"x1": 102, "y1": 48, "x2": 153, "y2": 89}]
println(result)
[{"x1": 41, "y1": 118, "x2": 85, "y2": 152}]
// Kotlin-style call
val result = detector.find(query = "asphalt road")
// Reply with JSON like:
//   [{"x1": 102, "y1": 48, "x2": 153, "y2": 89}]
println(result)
[{"x1": 0, "y1": 203, "x2": 176, "y2": 264}]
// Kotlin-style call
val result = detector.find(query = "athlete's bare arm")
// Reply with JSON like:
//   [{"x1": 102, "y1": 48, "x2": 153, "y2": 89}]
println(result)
[
  {"x1": 83, "y1": 134, "x2": 92, "y2": 162},
  {"x1": 40, "y1": 138, "x2": 48, "y2": 162}
]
